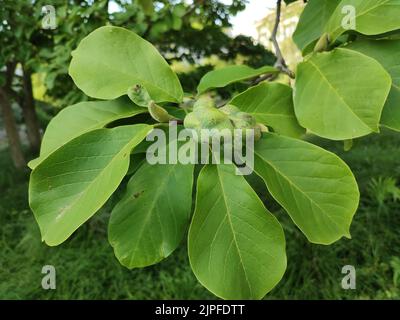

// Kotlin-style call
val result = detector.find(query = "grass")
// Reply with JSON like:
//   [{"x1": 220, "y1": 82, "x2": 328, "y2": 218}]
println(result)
[{"x1": 0, "y1": 129, "x2": 399, "y2": 299}]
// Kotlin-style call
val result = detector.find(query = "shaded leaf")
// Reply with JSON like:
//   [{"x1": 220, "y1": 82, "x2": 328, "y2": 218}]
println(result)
[
  {"x1": 109, "y1": 161, "x2": 194, "y2": 268},
  {"x1": 293, "y1": 0, "x2": 341, "y2": 53},
  {"x1": 197, "y1": 65, "x2": 278, "y2": 94},
  {"x1": 230, "y1": 82, "x2": 305, "y2": 138},
  {"x1": 254, "y1": 133, "x2": 359, "y2": 244}
]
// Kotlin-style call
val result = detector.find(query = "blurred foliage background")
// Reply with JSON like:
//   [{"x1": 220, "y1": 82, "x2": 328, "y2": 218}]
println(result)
[{"x1": 0, "y1": 0, "x2": 399, "y2": 300}]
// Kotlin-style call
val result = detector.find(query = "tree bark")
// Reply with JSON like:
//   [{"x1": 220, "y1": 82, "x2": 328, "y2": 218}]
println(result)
[
  {"x1": 0, "y1": 87, "x2": 26, "y2": 168},
  {"x1": 22, "y1": 66, "x2": 41, "y2": 154}
]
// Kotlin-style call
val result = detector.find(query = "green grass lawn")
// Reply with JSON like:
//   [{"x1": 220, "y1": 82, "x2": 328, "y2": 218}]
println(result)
[{"x1": 0, "y1": 130, "x2": 399, "y2": 299}]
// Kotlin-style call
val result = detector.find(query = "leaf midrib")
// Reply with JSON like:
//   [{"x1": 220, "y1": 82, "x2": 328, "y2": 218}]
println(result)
[
  {"x1": 42, "y1": 127, "x2": 149, "y2": 242},
  {"x1": 307, "y1": 58, "x2": 373, "y2": 131},
  {"x1": 328, "y1": 0, "x2": 392, "y2": 38},
  {"x1": 254, "y1": 149, "x2": 347, "y2": 235},
  {"x1": 215, "y1": 166, "x2": 254, "y2": 298},
  {"x1": 42, "y1": 108, "x2": 145, "y2": 158}
]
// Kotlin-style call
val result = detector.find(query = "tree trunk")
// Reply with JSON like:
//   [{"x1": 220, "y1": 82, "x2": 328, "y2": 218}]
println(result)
[
  {"x1": 0, "y1": 88, "x2": 26, "y2": 169},
  {"x1": 22, "y1": 66, "x2": 41, "y2": 154}
]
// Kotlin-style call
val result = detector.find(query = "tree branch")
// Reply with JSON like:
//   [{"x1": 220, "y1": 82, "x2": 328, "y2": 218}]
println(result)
[
  {"x1": 270, "y1": 0, "x2": 295, "y2": 79},
  {"x1": 252, "y1": 72, "x2": 277, "y2": 85}
]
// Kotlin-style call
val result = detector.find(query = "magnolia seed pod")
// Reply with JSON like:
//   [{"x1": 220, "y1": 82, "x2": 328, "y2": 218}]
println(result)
[
  {"x1": 193, "y1": 95, "x2": 216, "y2": 110},
  {"x1": 184, "y1": 103, "x2": 234, "y2": 143},
  {"x1": 314, "y1": 32, "x2": 330, "y2": 53},
  {"x1": 199, "y1": 109, "x2": 233, "y2": 129},
  {"x1": 343, "y1": 139, "x2": 353, "y2": 152},
  {"x1": 127, "y1": 84, "x2": 151, "y2": 107},
  {"x1": 257, "y1": 123, "x2": 269, "y2": 133},
  {"x1": 219, "y1": 104, "x2": 241, "y2": 116},
  {"x1": 148, "y1": 101, "x2": 175, "y2": 123}
]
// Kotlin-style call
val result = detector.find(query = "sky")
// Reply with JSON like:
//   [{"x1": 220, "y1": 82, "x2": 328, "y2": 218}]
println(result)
[
  {"x1": 222, "y1": 0, "x2": 277, "y2": 38},
  {"x1": 109, "y1": 0, "x2": 276, "y2": 39}
]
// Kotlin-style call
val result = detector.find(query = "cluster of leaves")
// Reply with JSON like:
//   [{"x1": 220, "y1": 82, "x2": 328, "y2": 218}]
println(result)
[
  {"x1": 28, "y1": 0, "x2": 400, "y2": 300},
  {"x1": 292, "y1": 0, "x2": 400, "y2": 135},
  {"x1": 0, "y1": 0, "x2": 273, "y2": 107}
]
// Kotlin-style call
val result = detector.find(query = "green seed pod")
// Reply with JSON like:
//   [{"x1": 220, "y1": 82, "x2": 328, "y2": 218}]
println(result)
[
  {"x1": 184, "y1": 99, "x2": 234, "y2": 143},
  {"x1": 199, "y1": 109, "x2": 232, "y2": 129},
  {"x1": 257, "y1": 123, "x2": 269, "y2": 133},
  {"x1": 232, "y1": 112, "x2": 256, "y2": 128},
  {"x1": 193, "y1": 95, "x2": 216, "y2": 110},
  {"x1": 222, "y1": 107, "x2": 261, "y2": 142},
  {"x1": 184, "y1": 97, "x2": 264, "y2": 144},
  {"x1": 148, "y1": 101, "x2": 175, "y2": 123},
  {"x1": 314, "y1": 32, "x2": 330, "y2": 53},
  {"x1": 127, "y1": 84, "x2": 151, "y2": 107},
  {"x1": 219, "y1": 104, "x2": 241, "y2": 116},
  {"x1": 183, "y1": 112, "x2": 202, "y2": 130}
]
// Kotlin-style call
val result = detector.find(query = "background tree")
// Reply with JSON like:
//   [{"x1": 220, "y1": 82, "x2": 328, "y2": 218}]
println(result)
[{"x1": 0, "y1": 0, "x2": 275, "y2": 168}]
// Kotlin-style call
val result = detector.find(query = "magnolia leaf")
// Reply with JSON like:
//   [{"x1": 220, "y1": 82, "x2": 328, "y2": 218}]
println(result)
[
  {"x1": 28, "y1": 97, "x2": 146, "y2": 169},
  {"x1": 197, "y1": 65, "x2": 278, "y2": 94},
  {"x1": 188, "y1": 163, "x2": 286, "y2": 300},
  {"x1": 29, "y1": 124, "x2": 152, "y2": 246},
  {"x1": 294, "y1": 48, "x2": 391, "y2": 140},
  {"x1": 163, "y1": 106, "x2": 187, "y2": 120},
  {"x1": 69, "y1": 26, "x2": 183, "y2": 103},
  {"x1": 327, "y1": 0, "x2": 400, "y2": 43},
  {"x1": 345, "y1": 39, "x2": 400, "y2": 131},
  {"x1": 292, "y1": 0, "x2": 341, "y2": 54},
  {"x1": 254, "y1": 133, "x2": 359, "y2": 245},
  {"x1": 109, "y1": 161, "x2": 194, "y2": 268},
  {"x1": 230, "y1": 82, "x2": 305, "y2": 138}
]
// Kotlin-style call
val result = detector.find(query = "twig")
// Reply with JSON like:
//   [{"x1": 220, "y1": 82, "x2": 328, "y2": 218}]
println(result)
[
  {"x1": 270, "y1": 0, "x2": 295, "y2": 79},
  {"x1": 252, "y1": 72, "x2": 277, "y2": 85}
]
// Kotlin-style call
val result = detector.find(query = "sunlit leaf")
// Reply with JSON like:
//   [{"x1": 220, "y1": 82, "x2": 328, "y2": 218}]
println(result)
[
  {"x1": 254, "y1": 133, "x2": 359, "y2": 244},
  {"x1": 188, "y1": 163, "x2": 286, "y2": 299},
  {"x1": 29, "y1": 124, "x2": 152, "y2": 246}
]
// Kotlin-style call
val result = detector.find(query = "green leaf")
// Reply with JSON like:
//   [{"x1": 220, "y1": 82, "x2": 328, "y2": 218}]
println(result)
[
  {"x1": 28, "y1": 97, "x2": 146, "y2": 169},
  {"x1": 163, "y1": 106, "x2": 187, "y2": 120},
  {"x1": 69, "y1": 26, "x2": 183, "y2": 103},
  {"x1": 188, "y1": 163, "x2": 286, "y2": 300},
  {"x1": 345, "y1": 39, "x2": 400, "y2": 131},
  {"x1": 254, "y1": 133, "x2": 360, "y2": 245},
  {"x1": 293, "y1": 0, "x2": 341, "y2": 53},
  {"x1": 230, "y1": 82, "x2": 305, "y2": 138},
  {"x1": 29, "y1": 124, "x2": 152, "y2": 246},
  {"x1": 327, "y1": 0, "x2": 400, "y2": 42},
  {"x1": 294, "y1": 48, "x2": 392, "y2": 140},
  {"x1": 197, "y1": 65, "x2": 279, "y2": 94},
  {"x1": 109, "y1": 161, "x2": 194, "y2": 268}
]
